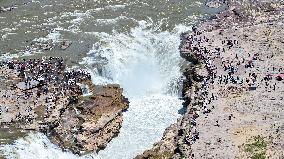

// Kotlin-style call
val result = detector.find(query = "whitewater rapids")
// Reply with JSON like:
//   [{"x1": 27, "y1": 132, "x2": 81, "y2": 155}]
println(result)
[{"x1": 0, "y1": 19, "x2": 189, "y2": 159}]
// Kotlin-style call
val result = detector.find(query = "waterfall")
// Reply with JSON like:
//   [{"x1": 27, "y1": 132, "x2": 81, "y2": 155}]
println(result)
[
  {"x1": 0, "y1": 19, "x2": 190, "y2": 159},
  {"x1": 87, "y1": 20, "x2": 188, "y2": 159}
]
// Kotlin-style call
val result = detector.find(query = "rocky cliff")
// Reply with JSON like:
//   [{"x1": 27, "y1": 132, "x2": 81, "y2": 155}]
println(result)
[
  {"x1": 136, "y1": 0, "x2": 284, "y2": 158},
  {"x1": 0, "y1": 57, "x2": 129, "y2": 155}
]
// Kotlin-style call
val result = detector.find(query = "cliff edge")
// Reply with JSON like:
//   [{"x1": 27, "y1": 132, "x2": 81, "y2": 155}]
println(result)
[
  {"x1": 0, "y1": 57, "x2": 129, "y2": 155},
  {"x1": 136, "y1": 0, "x2": 284, "y2": 158}
]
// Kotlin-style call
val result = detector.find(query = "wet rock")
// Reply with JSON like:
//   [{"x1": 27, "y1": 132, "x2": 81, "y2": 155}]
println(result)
[
  {"x1": 41, "y1": 44, "x2": 52, "y2": 50},
  {"x1": 45, "y1": 84, "x2": 129, "y2": 154},
  {"x1": 60, "y1": 41, "x2": 72, "y2": 50}
]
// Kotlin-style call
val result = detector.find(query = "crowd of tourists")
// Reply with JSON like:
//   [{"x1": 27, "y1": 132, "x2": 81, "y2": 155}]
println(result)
[
  {"x1": 183, "y1": 28, "x2": 283, "y2": 143},
  {"x1": 0, "y1": 57, "x2": 92, "y2": 125}
]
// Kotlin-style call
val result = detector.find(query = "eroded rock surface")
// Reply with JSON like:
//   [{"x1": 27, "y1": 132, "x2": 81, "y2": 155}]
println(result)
[
  {"x1": 136, "y1": 0, "x2": 284, "y2": 158},
  {"x1": 0, "y1": 57, "x2": 129, "y2": 155}
]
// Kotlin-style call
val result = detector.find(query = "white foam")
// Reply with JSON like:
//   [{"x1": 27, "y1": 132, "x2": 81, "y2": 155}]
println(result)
[
  {"x1": 94, "y1": 95, "x2": 183, "y2": 159},
  {"x1": 59, "y1": 10, "x2": 94, "y2": 33},
  {"x1": 0, "y1": 133, "x2": 92, "y2": 159},
  {"x1": 58, "y1": 4, "x2": 127, "y2": 32},
  {"x1": 96, "y1": 16, "x2": 128, "y2": 25},
  {"x1": 86, "y1": 19, "x2": 189, "y2": 158},
  {"x1": 33, "y1": 31, "x2": 61, "y2": 43},
  {"x1": 0, "y1": 53, "x2": 19, "y2": 61},
  {"x1": 85, "y1": 19, "x2": 187, "y2": 96},
  {"x1": 105, "y1": 5, "x2": 126, "y2": 10},
  {"x1": 93, "y1": 4, "x2": 126, "y2": 12}
]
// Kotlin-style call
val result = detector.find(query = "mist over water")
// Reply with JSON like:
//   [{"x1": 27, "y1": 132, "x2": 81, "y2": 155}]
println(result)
[
  {"x1": 0, "y1": 0, "x2": 224, "y2": 158},
  {"x1": 84, "y1": 20, "x2": 186, "y2": 97},
  {"x1": 0, "y1": 133, "x2": 85, "y2": 159},
  {"x1": 88, "y1": 20, "x2": 186, "y2": 159}
]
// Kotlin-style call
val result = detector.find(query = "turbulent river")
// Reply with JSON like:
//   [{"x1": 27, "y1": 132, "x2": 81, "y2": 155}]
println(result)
[{"x1": 0, "y1": 0, "x2": 223, "y2": 158}]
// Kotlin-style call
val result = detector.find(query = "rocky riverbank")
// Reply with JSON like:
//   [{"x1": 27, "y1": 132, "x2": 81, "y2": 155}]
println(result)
[
  {"x1": 136, "y1": 0, "x2": 284, "y2": 158},
  {"x1": 0, "y1": 57, "x2": 129, "y2": 155}
]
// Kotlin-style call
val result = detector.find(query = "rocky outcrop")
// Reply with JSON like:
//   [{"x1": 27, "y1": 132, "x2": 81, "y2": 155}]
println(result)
[
  {"x1": 136, "y1": 0, "x2": 284, "y2": 158},
  {"x1": 45, "y1": 84, "x2": 129, "y2": 154},
  {"x1": 0, "y1": 57, "x2": 129, "y2": 155}
]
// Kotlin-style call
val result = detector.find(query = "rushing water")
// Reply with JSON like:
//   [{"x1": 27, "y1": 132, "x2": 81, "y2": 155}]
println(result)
[
  {"x1": 0, "y1": 0, "x2": 225, "y2": 158},
  {"x1": 88, "y1": 21, "x2": 186, "y2": 159}
]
